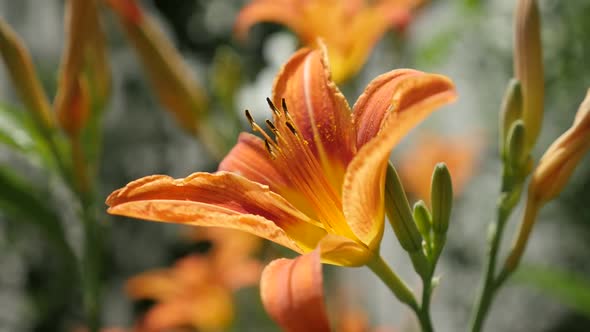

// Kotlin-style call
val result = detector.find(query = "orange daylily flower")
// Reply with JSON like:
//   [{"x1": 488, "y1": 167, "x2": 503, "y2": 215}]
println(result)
[
  {"x1": 397, "y1": 133, "x2": 481, "y2": 204},
  {"x1": 126, "y1": 228, "x2": 262, "y2": 331},
  {"x1": 261, "y1": 249, "x2": 397, "y2": 332},
  {"x1": 107, "y1": 46, "x2": 456, "y2": 267},
  {"x1": 235, "y1": 0, "x2": 426, "y2": 83},
  {"x1": 184, "y1": 227, "x2": 264, "y2": 290}
]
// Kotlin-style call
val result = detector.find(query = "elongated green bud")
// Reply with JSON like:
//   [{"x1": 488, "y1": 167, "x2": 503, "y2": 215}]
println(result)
[
  {"x1": 413, "y1": 200, "x2": 432, "y2": 239},
  {"x1": 500, "y1": 79, "x2": 523, "y2": 159},
  {"x1": 514, "y1": 0, "x2": 544, "y2": 151},
  {"x1": 431, "y1": 163, "x2": 453, "y2": 235},
  {"x1": 506, "y1": 120, "x2": 527, "y2": 170},
  {"x1": 385, "y1": 163, "x2": 423, "y2": 253}
]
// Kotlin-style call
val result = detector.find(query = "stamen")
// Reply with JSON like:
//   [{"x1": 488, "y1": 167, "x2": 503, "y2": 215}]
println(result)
[
  {"x1": 281, "y1": 98, "x2": 295, "y2": 122},
  {"x1": 245, "y1": 110, "x2": 279, "y2": 149},
  {"x1": 264, "y1": 139, "x2": 276, "y2": 159},
  {"x1": 245, "y1": 110, "x2": 255, "y2": 127},
  {"x1": 265, "y1": 119, "x2": 278, "y2": 134},
  {"x1": 285, "y1": 121, "x2": 298, "y2": 136},
  {"x1": 266, "y1": 98, "x2": 281, "y2": 116}
]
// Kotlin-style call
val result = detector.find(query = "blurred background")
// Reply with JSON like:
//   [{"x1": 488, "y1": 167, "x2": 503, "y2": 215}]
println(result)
[{"x1": 0, "y1": 0, "x2": 589, "y2": 331}]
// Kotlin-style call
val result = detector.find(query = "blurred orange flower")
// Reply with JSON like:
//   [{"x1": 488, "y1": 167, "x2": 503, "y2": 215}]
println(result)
[
  {"x1": 261, "y1": 249, "x2": 396, "y2": 332},
  {"x1": 397, "y1": 133, "x2": 481, "y2": 204},
  {"x1": 125, "y1": 228, "x2": 262, "y2": 331},
  {"x1": 107, "y1": 46, "x2": 456, "y2": 267},
  {"x1": 235, "y1": 0, "x2": 426, "y2": 83}
]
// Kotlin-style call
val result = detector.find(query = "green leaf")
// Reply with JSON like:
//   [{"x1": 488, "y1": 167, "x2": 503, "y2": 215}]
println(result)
[
  {"x1": 0, "y1": 166, "x2": 76, "y2": 262},
  {"x1": 0, "y1": 102, "x2": 54, "y2": 166},
  {"x1": 514, "y1": 265, "x2": 590, "y2": 317}
]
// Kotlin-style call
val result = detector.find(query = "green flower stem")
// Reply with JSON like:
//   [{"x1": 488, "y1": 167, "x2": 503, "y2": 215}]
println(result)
[
  {"x1": 469, "y1": 195, "x2": 515, "y2": 332},
  {"x1": 419, "y1": 272, "x2": 435, "y2": 332},
  {"x1": 368, "y1": 255, "x2": 434, "y2": 332},
  {"x1": 368, "y1": 254, "x2": 417, "y2": 309}
]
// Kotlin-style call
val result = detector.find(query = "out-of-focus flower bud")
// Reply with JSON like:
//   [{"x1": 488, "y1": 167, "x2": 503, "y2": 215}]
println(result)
[
  {"x1": 431, "y1": 163, "x2": 453, "y2": 235},
  {"x1": 106, "y1": 0, "x2": 208, "y2": 136},
  {"x1": 385, "y1": 163, "x2": 423, "y2": 253},
  {"x1": 58, "y1": 77, "x2": 90, "y2": 138},
  {"x1": 499, "y1": 79, "x2": 522, "y2": 159},
  {"x1": 506, "y1": 120, "x2": 527, "y2": 172},
  {"x1": 54, "y1": 0, "x2": 110, "y2": 137},
  {"x1": 529, "y1": 89, "x2": 590, "y2": 204},
  {"x1": 0, "y1": 20, "x2": 55, "y2": 131},
  {"x1": 514, "y1": 0, "x2": 544, "y2": 152},
  {"x1": 504, "y1": 89, "x2": 590, "y2": 272}
]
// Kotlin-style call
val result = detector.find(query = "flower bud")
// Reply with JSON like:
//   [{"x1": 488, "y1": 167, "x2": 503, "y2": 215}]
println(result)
[
  {"x1": 0, "y1": 20, "x2": 54, "y2": 131},
  {"x1": 506, "y1": 120, "x2": 527, "y2": 171},
  {"x1": 431, "y1": 163, "x2": 453, "y2": 235},
  {"x1": 514, "y1": 0, "x2": 544, "y2": 151},
  {"x1": 413, "y1": 200, "x2": 432, "y2": 239},
  {"x1": 505, "y1": 89, "x2": 590, "y2": 273},
  {"x1": 55, "y1": 0, "x2": 110, "y2": 136},
  {"x1": 499, "y1": 79, "x2": 523, "y2": 159},
  {"x1": 528, "y1": 89, "x2": 590, "y2": 204},
  {"x1": 107, "y1": 0, "x2": 207, "y2": 135},
  {"x1": 384, "y1": 163, "x2": 423, "y2": 253}
]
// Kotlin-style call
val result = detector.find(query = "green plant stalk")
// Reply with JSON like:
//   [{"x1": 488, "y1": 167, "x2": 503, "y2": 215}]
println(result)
[
  {"x1": 368, "y1": 255, "x2": 434, "y2": 332},
  {"x1": 418, "y1": 269, "x2": 435, "y2": 332},
  {"x1": 469, "y1": 161, "x2": 526, "y2": 332},
  {"x1": 80, "y1": 194, "x2": 102, "y2": 332},
  {"x1": 469, "y1": 200, "x2": 513, "y2": 332}
]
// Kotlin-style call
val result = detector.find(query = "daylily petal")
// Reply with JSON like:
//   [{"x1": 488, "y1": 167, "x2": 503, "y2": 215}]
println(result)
[
  {"x1": 126, "y1": 269, "x2": 180, "y2": 300},
  {"x1": 106, "y1": 172, "x2": 326, "y2": 254},
  {"x1": 333, "y1": 6, "x2": 412, "y2": 83},
  {"x1": 143, "y1": 286, "x2": 234, "y2": 331},
  {"x1": 344, "y1": 73, "x2": 457, "y2": 250},
  {"x1": 260, "y1": 249, "x2": 331, "y2": 332},
  {"x1": 318, "y1": 233, "x2": 373, "y2": 267},
  {"x1": 218, "y1": 132, "x2": 321, "y2": 220},
  {"x1": 272, "y1": 47, "x2": 355, "y2": 188},
  {"x1": 218, "y1": 132, "x2": 289, "y2": 190},
  {"x1": 234, "y1": 0, "x2": 305, "y2": 41},
  {"x1": 353, "y1": 69, "x2": 422, "y2": 148}
]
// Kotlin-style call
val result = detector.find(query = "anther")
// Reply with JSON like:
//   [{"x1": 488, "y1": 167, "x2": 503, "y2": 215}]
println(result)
[
  {"x1": 281, "y1": 98, "x2": 295, "y2": 122},
  {"x1": 266, "y1": 98, "x2": 281, "y2": 116},
  {"x1": 265, "y1": 119, "x2": 278, "y2": 134},
  {"x1": 245, "y1": 110, "x2": 255, "y2": 126},
  {"x1": 264, "y1": 139, "x2": 276, "y2": 159},
  {"x1": 285, "y1": 121, "x2": 298, "y2": 136}
]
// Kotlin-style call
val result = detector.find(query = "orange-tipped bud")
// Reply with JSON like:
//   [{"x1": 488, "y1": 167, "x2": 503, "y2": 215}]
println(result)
[
  {"x1": 0, "y1": 20, "x2": 55, "y2": 130},
  {"x1": 529, "y1": 89, "x2": 590, "y2": 204},
  {"x1": 106, "y1": 0, "x2": 207, "y2": 135},
  {"x1": 57, "y1": 77, "x2": 91, "y2": 137},
  {"x1": 505, "y1": 89, "x2": 590, "y2": 272},
  {"x1": 54, "y1": 0, "x2": 110, "y2": 136},
  {"x1": 514, "y1": 0, "x2": 544, "y2": 151}
]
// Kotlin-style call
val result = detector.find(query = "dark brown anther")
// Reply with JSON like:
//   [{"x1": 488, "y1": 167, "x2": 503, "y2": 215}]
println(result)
[
  {"x1": 266, "y1": 97, "x2": 281, "y2": 116},
  {"x1": 285, "y1": 121, "x2": 298, "y2": 136},
  {"x1": 265, "y1": 119, "x2": 278, "y2": 133},
  {"x1": 245, "y1": 110, "x2": 255, "y2": 126}
]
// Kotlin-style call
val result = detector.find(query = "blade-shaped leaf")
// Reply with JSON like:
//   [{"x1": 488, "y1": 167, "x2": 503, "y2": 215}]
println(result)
[
  {"x1": 0, "y1": 166, "x2": 75, "y2": 262},
  {"x1": 515, "y1": 265, "x2": 590, "y2": 317},
  {"x1": 0, "y1": 102, "x2": 54, "y2": 166}
]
